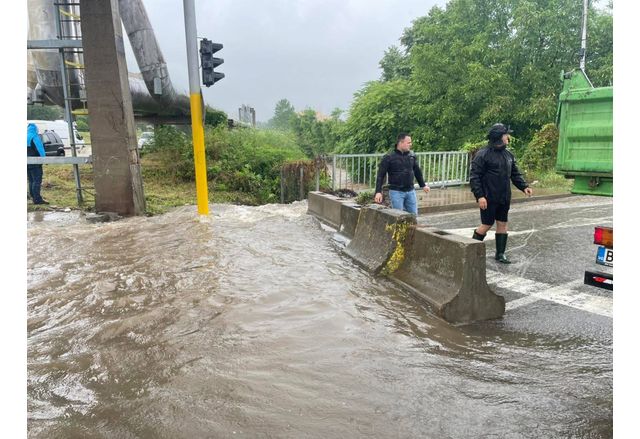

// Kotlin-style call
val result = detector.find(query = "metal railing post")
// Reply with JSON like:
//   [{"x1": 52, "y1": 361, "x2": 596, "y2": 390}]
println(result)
[
  {"x1": 441, "y1": 153, "x2": 447, "y2": 188},
  {"x1": 332, "y1": 155, "x2": 336, "y2": 191}
]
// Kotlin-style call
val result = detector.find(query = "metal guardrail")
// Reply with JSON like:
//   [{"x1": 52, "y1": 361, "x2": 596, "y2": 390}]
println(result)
[
  {"x1": 27, "y1": 156, "x2": 93, "y2": 165},
  {"x1": 329, "y1": 151, "x2": 470, "y2": 191}
]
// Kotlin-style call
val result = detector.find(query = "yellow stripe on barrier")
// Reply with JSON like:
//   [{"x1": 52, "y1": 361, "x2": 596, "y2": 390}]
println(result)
[{"x1": 189, "y1": 93, "x2": 209, "y2": 215}]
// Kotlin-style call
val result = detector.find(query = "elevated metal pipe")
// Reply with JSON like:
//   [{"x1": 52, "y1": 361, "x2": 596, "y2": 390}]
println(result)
[
  {"x1": 118, "y1": 0, "x2": 191, "y2": 116},
  {"x1": 27, "y1": 0, "x2": 191, "y2": 118}
]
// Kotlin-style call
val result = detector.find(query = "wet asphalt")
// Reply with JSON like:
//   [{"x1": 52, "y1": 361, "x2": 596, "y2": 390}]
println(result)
[{"x1": 418, "y1": 194, "x2": 613, "y2": 342}]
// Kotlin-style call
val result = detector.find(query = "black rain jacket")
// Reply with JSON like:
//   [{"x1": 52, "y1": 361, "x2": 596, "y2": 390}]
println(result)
[
  {"x1": 375, "y1": 149, "x2": 426, "y2": 193},
  {"x1": 469, "y1": 143, "x2": 528, "y2": 204}
]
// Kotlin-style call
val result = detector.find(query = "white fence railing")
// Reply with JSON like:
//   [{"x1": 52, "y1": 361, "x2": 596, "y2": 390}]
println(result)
[{"x1": 329, "y1": 151, "x2": 471, "y2": 191}]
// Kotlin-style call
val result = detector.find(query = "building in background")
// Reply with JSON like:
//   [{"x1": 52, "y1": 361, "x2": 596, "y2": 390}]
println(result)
[{"x1": 238, "y1": 104, "x2": 256, "y2": 127}]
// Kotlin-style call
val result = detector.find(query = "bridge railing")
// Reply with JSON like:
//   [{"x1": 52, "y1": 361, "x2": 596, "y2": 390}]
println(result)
[{"x1": 329, "y1": 151, "x2": 471, "y2": 192}]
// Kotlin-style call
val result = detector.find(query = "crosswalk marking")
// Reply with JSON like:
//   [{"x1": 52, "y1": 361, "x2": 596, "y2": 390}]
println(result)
[
  {"x1": 439, "y1": 226, "x2": 613, "y2": 317},
  {"x1": 487, "y1": 270, "x2": 612, "y2": 318}
]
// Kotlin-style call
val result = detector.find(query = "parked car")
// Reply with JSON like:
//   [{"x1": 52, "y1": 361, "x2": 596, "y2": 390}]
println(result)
[
  {"x1": 28, "y1": 119, "x2": 85, "y2": 150},
  {"x1": 138, "y1": 131, "x2": 153, "y2": 150},
  {"x1": 584, "y1": 226, "x2": 613, "y2": 291},
  {"x1": 40, "y1": 131, "x2": 65, "y2": 156}
]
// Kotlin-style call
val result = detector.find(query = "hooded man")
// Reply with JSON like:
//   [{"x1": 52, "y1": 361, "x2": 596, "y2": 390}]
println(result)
[
  {"x1": 27, "y1": 123, "x2": 49, "y2": 205},
  {"x1": 469, "y1": 123, "x2": 532, "y2": 263}
]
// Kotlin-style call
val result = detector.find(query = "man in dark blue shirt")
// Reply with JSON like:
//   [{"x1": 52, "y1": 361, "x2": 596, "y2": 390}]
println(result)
[{"x1": 374, "y1": 133, "x2": 430, "y2": 215}]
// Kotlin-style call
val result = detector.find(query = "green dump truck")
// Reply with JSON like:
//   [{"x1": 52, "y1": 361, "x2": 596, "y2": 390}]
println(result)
[
  {"x1": 555, "y1": 69, "x2": 613, "y2": 290},
  {"x1": 556, "y1": 69, "x2": 613, "y2": 196}
]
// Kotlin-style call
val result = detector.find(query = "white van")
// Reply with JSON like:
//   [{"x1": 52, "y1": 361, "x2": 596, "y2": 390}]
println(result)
[{"x1": 27, "y1": 119, "x2": 85, "y2": 150}]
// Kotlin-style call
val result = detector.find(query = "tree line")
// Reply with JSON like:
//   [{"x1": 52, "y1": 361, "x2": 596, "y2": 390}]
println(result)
[{"x1": 267, "y1": 0, "x2": 612, "y2": 168}]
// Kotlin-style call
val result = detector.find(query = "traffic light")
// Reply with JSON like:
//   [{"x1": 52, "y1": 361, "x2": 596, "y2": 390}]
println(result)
[{"x1": 199, "y1": 38, "x2": 224, "y2": 87}]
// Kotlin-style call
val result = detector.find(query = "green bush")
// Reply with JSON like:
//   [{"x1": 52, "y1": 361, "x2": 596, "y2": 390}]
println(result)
[
  {"x1": 205, "y1": 107, "x2": 228, "y2": 127},
  {"x1": 356, "y1": 190, "x2": 375, "y2": 205},
  {"x1": 143, "y1": 125, "x2": 194, "y2": 180},
  {"x1": 528, "y1": 170, "x2": 573, "y2": 190},
  {"x1": 75, "y1": 116, "x2": 89, "y2": 131},
  {"x1": 204, "y1": 127, "x2": 301, "y2": 201},
  {"x1": 520, "y1": 123, "x2": 559, "y2": 175},
  {"x1": 27, "y1": 104, "x2": 64, "y2": 120},
  {"x1": 144, "y1": 125, "x2": 307, "y2": 204}
]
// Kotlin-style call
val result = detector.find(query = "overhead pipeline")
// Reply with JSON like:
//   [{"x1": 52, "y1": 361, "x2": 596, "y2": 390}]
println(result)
[{"x1": 27, "y1": 0, "x2": 191, "y2": 118}]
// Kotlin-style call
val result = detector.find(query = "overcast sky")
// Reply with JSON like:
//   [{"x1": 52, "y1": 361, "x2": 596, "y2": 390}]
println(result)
[{"x1": 123, "y1": 0, "x2": 446, "y2": 123}]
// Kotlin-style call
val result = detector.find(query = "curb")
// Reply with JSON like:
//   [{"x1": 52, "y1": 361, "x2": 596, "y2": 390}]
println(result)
[{"x1": 419, "y1": 193, "x2": 575, "y2": 214}]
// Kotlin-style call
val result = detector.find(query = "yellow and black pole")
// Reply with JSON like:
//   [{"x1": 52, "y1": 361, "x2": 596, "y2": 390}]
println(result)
[{"x1": 183, "y1": 0, "x2": 209, "y2": 215}]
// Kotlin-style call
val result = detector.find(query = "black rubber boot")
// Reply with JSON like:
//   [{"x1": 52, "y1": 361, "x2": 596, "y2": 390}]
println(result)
[
  {"x1": 495, "y1": 233, "x2": 511, "y2": 264},
  {"x1": 472, "y1": 230, "x2": 486, "y2": 241}
]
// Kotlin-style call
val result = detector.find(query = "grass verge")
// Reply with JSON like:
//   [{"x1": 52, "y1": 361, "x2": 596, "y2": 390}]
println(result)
[{"x1": 27, "y1": 157, "x2": 263, "y2": 215}]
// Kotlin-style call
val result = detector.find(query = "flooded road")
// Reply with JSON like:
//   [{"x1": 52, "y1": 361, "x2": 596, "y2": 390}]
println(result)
[{"x1": 27, "y1": 202, "x2": 612, "y2": 438}]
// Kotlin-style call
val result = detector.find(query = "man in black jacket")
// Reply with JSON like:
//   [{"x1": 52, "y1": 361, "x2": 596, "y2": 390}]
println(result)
[
  {"x1": 470, "y1": 123, "x2": 532, "y2": 263},
  {"x1": 374, "y1": 133, "x2": 430, "y2": 215}
]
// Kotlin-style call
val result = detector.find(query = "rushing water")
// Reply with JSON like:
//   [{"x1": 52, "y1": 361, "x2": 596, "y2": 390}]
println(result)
[{"x1": 27, "y1": 203, "x2": 612, "y2": 438}]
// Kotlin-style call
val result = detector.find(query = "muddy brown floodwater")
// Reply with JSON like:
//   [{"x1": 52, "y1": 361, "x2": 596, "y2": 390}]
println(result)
[{"x1": 27, "y1": 203, "x2": 612, "y2": 438}]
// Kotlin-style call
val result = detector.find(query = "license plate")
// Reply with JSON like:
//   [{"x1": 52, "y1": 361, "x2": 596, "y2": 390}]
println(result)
[{"x1": 596, "y1": 246, "x2": 613, "y2": 267}]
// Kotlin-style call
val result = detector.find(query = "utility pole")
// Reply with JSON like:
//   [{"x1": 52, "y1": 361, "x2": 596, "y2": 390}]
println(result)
[
  {"x1": 183, "y1": 0, "x2": 209, "y2": 215},
  {"x1": 579, "y1": 0, "x2": 588, "y2": 71}
]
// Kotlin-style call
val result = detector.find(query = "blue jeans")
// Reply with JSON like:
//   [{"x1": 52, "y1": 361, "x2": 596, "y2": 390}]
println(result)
[
  {"x1": 389, "y1": 189, "x2": 417, "y2": 215},
  {"x1": 27, "y1": 164, "x2": 44, "y2": 203}
]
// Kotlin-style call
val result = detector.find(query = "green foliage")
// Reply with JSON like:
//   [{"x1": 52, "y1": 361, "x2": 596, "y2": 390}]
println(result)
[
  {"x1": 289, "y1": 109, "x2": 346, "y2": 157},
  {"x1": 75, "y1": 115, "x2": 89, "y2": 131},
  {"x1": 355, "y1": 190, "x2": 375, "y2": 206},
  {"x1": 209, "y1": 127, "x2": 307, "y2": 203},
  {"x1": 340, "y1": 0, "x2": 613, "y2": 157},
  {"x1": 144, "y1": 125, "x2": 307, "y2": 203},
  {"x1": 268, "y1": 99, "x2": 296, "y2": 130},
  {"x1": 343, "y1": 80, "x2": 423, "y2": 153},
  {"x1": 520, "y1": 123, "x2": 560, "y2": 174},
  {"x1": 461, "y1": 139, "x2": 487, "y2": 156},
  {"x1": 27, "y1": 105, "x2": 64, "y2": 120},
  {"x1": 143, "y1": 125, "x2": 193, "y2": 180},
  {"x1": 529, "y1": 169, "x2": 573, "y2": 190},
  {"x1": 205, "y1": 107, "x2": 228, "y2": 127},
  {"x1": 379, "y1": 45, "x2": 411, "y2": 82}
]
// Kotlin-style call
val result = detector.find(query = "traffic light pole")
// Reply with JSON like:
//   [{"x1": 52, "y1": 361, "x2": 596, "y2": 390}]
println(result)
[{"x1": 183, "y1": 0, "x2": 209, "y2": 215}]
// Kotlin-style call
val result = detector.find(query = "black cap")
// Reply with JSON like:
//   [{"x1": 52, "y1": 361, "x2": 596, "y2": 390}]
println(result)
[{"x1": 487, "y1": 123, "x2": 513, "y2": 140}]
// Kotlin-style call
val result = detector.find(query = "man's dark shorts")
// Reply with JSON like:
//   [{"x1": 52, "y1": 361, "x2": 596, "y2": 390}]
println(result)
[{"x1": 481, "y1": 201, "x2": 509, "y2": 225}]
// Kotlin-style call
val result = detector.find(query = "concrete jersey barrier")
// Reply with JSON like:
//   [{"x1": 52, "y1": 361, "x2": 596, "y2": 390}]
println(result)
[
  {"x1": 307, "y1": 194, "x2": 505, "y2": 323},
  {"x1": 307, "y1": 191, "x2": 361, "y2": 239},
  {"x1": 344, "y1": 204, "x2": 416, "y2": 274},
  {"x1": 390, "y1": 226, "x2": 505, "y2": 323},
  {"x1": 307, "y1": 191, "x2": 343, "y2": 230}
]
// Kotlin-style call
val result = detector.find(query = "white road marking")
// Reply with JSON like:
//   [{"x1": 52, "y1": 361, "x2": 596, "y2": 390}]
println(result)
[
  {"x1": 440, "y1": 225, "x2": 613, "y2": 316},
  {"x1": 487, "y1": 271, "x2": 612, "y2": 318},
  {"x1": 443, "y1": 217, "x2": 612, "y2": 240}
]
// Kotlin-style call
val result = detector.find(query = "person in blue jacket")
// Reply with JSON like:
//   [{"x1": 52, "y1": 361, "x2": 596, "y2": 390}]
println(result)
[{"x1": 27, "y1": 123, "x2": 49, "y2": 205}]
